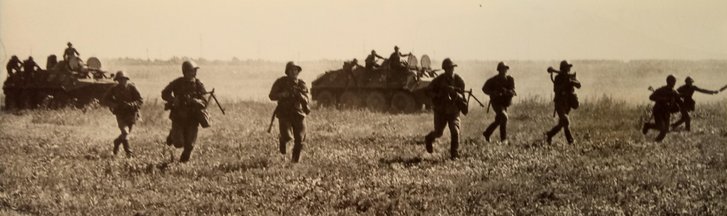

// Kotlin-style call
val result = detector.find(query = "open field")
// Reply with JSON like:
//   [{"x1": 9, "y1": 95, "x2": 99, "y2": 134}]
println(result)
[
  {"x1": 1, "y1": 60, "x2": 727, "y2": 215},
  {"x1": 95, "y1": 59, "x2": 727, "y2": 103},
  {"x1": 1, "y1": 97, "x2": 726, "y2": 215}
]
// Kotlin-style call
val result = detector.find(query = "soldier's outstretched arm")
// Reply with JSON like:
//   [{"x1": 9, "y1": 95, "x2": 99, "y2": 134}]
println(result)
[{"x1": 694, "y1": 86, "x2": 719, "y2": 95}]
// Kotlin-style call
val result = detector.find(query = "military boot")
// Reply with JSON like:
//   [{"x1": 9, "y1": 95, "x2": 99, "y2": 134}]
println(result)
[
  {"x1": 122, "y1": 140, "x2": 133, "y2": 158},
  {"x1": 564, "y1": 129, "x2": 574, "y2": 145},
  {"x1": 424, "y1": 135, "x2": 434, "y2": 153},
  {"x1": 113, "y1": 138, "x2": 122, "y2": 155},
  {"x1": 291, "y1": 142, "x2": 303, "y2": 163}
]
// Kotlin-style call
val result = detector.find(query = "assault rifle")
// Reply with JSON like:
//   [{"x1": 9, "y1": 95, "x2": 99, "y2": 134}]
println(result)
[{"x1": 204, "y1": 88, "x2": 225, "y2": 115}]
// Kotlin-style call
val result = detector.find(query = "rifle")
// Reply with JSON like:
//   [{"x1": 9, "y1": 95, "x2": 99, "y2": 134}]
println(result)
[
  {"x1": 463, "y1": 89, "x2": 486, "y2": 107},
  {"x1": 203, "y1": 88, "x2": 226, "y2": 115},
  {"x1": 267, "y1": 111, "x2": 276, "y2": 133}
]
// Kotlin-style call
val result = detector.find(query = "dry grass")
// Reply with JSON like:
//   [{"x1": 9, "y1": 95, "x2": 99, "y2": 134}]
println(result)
[
  {"x1": 1, "y1": 98, "x2": 726, "y2": 215},
  {"x1": 1, "y1": 60, "x2": 727, "y2": 215}
]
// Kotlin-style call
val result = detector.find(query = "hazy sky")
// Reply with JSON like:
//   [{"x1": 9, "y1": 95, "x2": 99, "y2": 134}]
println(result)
[{"x1": 1, "y1": 0, "x2": 726, "y2": 61}]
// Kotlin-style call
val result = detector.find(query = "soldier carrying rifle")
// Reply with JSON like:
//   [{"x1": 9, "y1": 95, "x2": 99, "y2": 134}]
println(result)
[
  {"x1": 103, "y1": 71, "x2": 143, "y2": 157},
  {"x1": 162, "y1": 60, "x2": 209, "y2": 163},
  {"x1": 269, "y1": 61, "x2": 310, "y2": 163},
  {"x1": 545, "y1": 60, "x2": 581, "y2": 145},
  {"x1": 424, "y1": 58, "x2": 466, "y2": 160},
  {"x1": 642, "y1": 75, "x2": 682, "y2": 142},
  {"x1": 482, "y1": 62, "x2": 516, "y2": 145}
]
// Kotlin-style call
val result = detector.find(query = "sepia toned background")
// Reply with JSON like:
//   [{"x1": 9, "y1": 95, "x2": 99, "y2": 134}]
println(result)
[{"x1": 1, "y1": 1, "x2": 727, "y2": 215}]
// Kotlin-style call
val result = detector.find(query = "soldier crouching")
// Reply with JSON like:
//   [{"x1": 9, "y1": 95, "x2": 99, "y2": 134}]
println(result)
[
  {"x1": 269, "y1": 61, "x2": 310, "y2": 163},
  {"x1": 103, "y1": 71, "x2": 143, "y2": 157},
  {"x1": 162, "y1": 60, "x2": 209, "y2": 163}
]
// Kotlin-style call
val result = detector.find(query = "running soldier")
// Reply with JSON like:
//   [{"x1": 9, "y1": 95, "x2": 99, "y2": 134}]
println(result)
[
  {"x1": 103, "y1": 71, "x2": 143, "y2": 157},
  {"x1": 545, "y1": 60, "x2": 581, "y2": 145},
  {"x1": 482, "y1": 62, "x2": 516, "y2": 144},
  {"x1": 424, "y1": 58, "x2": 466, "y2": 160},
  {"x1": 643, "y1": 75, "x2": 682, "y2": 142},
  {"x1": 269, "y1": 61, "x2": 310, "y2": 163},
  {"x1": 671, "y1": 76, "x2": 719, "y2": 131},
  {"x1": 162, "y1": 60, "x2": 209, "y2": 163}
]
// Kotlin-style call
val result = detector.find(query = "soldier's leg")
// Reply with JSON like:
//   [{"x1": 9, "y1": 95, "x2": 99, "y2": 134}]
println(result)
[
  {"x1": 167, "y1": 120, "x2": 184, "y2": 147},
  {"x1": 560, "y1": 108, "x2": 574, "y2": 144},
  {"x1": 447, "y1": 115, "x2": 461, "y2": 159},
  {"x1": 546, "y1": 105, "x2": 566, "y2": 143},
  {"x1": 122, "y1": 125, "x2": 134, "y2": 157},
  {"x1": 180, "y1": 123, "x2": 199, "y2": 162},
  {"x1": 425, "y1": 112, "x2": 447, "y2": 153},
  {"x1": 482, "y1": 106, "x2": 500, "y2": 142},
  {"x1": 671, "y1": 109, "x2": 687, "y2": 130},
  {"x1": 278, "y1": 117, "x2": 293, "y2": 155},
  {"x1": 291, "y1": 116, "x2": 306, "y2": 163},
  {"x1": 655, "y1": 112, "x2": 669, "y2": 142},
  {"x1": 497, "y1": 106, "x2": 508, "y2": 141},
  {"x1": 683, "y1": 111, "x2": 692, "y2": 131}
]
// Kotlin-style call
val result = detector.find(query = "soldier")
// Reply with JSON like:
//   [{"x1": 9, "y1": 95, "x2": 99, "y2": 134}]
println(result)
[
  {"x1": 365, "y1": 50, "x2": 385, "y2": 71},
  {"x1": 388, "y1": 46, "x2": 410, "y2": 72},
  {"x1": 22, "y1": 56, "x2": 41, "y2": 79},
  {"x1": 343, "y1": 58, "x2": 362, "y2": 87},
  {"x1": 643, "y1": 75, "x2": 682, "y2": 142},
  {"x1": 671, "y1": 76, "x2": 719, "y2": 131},
  {"x1": 5, "y1": 55, "x2": 23, "y2": 76},
  {"x1": 162, "y1": 60, "x2": 208, "y2": 163},
  {"x1": 424, "y1": 58, "x2": 466, "y2": 160},
  {"x1": 545, "y1": 60, "x2": 581, "y2": 145},
  {"x1": 482, "y1": 62, "x2": 516, "y2": 144},
  {"x1": 63, "y1": 42, "x2": 80, "y2": 62},
  {"x1": 103, "y1": 71, "x2": 143, "y2": 157},
  {"x1": 269, "y1": 61, "x2": 310, "y2": 163}
]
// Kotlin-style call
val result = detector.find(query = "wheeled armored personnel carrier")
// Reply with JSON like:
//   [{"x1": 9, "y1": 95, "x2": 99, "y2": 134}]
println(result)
[
  {"x1": 310, "y1": 54, "x2": 440, "y2": 113},
  {"x1": 3, "y1": 55, "x2": 116, "y2": 109}
]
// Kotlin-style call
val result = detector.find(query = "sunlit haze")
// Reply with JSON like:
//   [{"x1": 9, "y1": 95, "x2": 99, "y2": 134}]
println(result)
[{"x1": 1, "y1": 0, "x2": 726, "y2": 62}]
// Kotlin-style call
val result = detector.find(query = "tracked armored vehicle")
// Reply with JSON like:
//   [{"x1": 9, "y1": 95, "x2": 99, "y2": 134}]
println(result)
[
  {"x1": 3, "y1": 55, "x2": 116, "y2": 109},
  {"x1": 311, "y1": 54, "x2": 440, "y2": 113}
]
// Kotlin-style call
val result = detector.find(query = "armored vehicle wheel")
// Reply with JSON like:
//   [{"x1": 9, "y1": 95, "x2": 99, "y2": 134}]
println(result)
[
  {"x1": 316, "y1": 90, "x2": 337, "y2": 107},
  {"x1": 339, "y1": 91, "x2": 363, "y2": 109},
  {"x1": 365, "y1": 91, "x2": 388, "y2": 112},
  {"x1": 390, "y1": 91, "x2": 418, "y2": 113}
]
